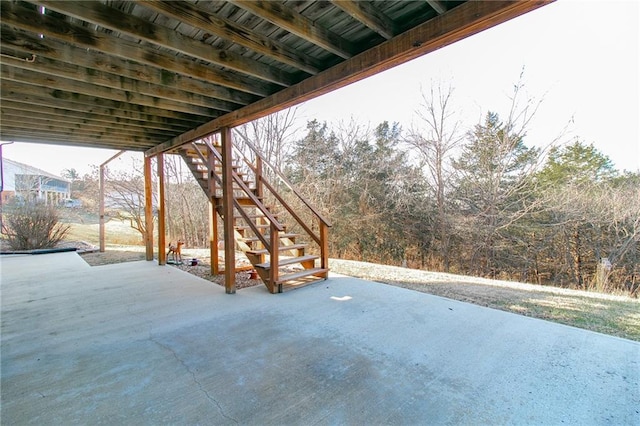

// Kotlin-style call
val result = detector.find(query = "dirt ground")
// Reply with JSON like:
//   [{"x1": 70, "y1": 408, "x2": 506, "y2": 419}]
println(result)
[
  {"x1": 79, "y1": 246, "x2": 263, "y2": 290},
  {"x1": 4, "y1": 240, "x2": 636, "y2": 341}
]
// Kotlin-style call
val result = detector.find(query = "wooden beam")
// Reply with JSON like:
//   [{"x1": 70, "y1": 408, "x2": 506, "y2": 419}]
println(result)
[
  {"x1": 144, "y1": 156, "x2": 154, "y2": 261},
  {"x1": 1, "y1": 65, "x2": 223, "y2": 117},
  {"x1": 0, "y1": 126, "x2": 180, "y2": 152},
  {"x1": 220, "y1": 127, "x2": 236, "y2": 294},
  {"x1": 330, "y1": 0, "x2": 397, "y2": 40},
  {"x1": 426, "y1": 0, "x2": 447, "y2": 15},
  {"x1": 140, "y1": 0, "x2": 323, "y2": 75},
  {"x1": 0, "y1": 80, "x2": 212, "y2": 124},
  {"x1": 0, "y1": 110, "x2": 175, "y2": 139},
  {"x1": 0, "y1": 134, "x2": 149, "y2": 151},
  {"x1": 147, "y1": 0, "x2": 552, "y2": 157},
  {"x1": 1, "y1": 53, "x2": 243, "y2": 112},
  {"x1": 0, "y1": 101, "x2": 193, "y2": 132},
  {"x1": 0, "y1": 119, "x2": 160, "y2": 141},
  {"x1": 157, "y1": 153, "x2": 166, "y2": 265},
  {"x1": 0, "y1": 80, "x2": 204, "y2": 129},
  {"x1": 0, "y1": 1, "x2": 280, "y2": 97},
  {"x1": 229, "y1": 0, "x2": 354, "y2": 59},
  {"x1": 38, "y1": 0, "x2": 297, "y2": 87},
  {"x1": 0, "y1": 26, "x2": 258, "y2": 106}
]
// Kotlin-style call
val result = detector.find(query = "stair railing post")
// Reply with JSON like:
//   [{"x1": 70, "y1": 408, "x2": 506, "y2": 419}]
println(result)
[
  {"x1": 221, "y1": 127, "x2": 236, "y2": 294},
  {"x1": 270, "y1": 221, "x2": 279, "y2": 293},
  {"x1": 209, "y1": 198, "x2": 219, "y2": 275},
  {"x1": 206, "y1": 139, "x2": 220, "y2": 275},
  {"x1": 255, "y1": 156, "x2": 263, "y2": 199}
]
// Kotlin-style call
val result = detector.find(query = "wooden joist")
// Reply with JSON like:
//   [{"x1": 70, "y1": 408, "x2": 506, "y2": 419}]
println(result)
[
  {"x1": 0, "y1": 113, "x2": 175, "y2": 139},
  {"x1": 0, "y1": 130, "x2": 154, "y2": 151},
  {"x1": 330, "y1": 0, "x2": 397, "y2": 40},
  {"x1": 0, "y1": 81, "x2": 209, "y2": 122},
  {"x1": 140, "y1": 0, "x2": 324, "y2": 75},
  {"x1": 146, "y1": 0, "x2": 551, "y2": 157},
  {"x1": 37, "y1": 0, "x2": 298, "y2": 87},
  {"x1": 1, "y1": 53, "x2": 242, "y2": 112},
  {"x1": 0, "y1": 1, "x2": 279, "y2": 97},
  {"x1": 0, "y1": 0, "x2": 553, "y2": 158},
  {"x1": 0, "y1": 88, "x2": 204, "y2": 128},
  {"x1": 1, "y1": 65, "x2": 224, "y2": 117},
  {"x1": 229, "y1": 0, "x2": 355, "y2": 60},
  {"x1": 0, "y1": 100, "x2": 194, "y2": 132},
  {"x1": 0, "y1": 123, "x2": 156, "y2": 143},
  {"x1": 0, "y1": 26, "x2": 259, "y2": 106}
]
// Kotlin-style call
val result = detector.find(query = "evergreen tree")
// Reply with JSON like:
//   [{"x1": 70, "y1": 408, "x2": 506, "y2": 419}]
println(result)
[
  {"x1": 534, "y1": 141, "x2": 637, "y2": 291},
  {"x1": 537, "y1": 140, "x2": 616, "y2": 186},
  {"x1": 452, "y1": 111, "x2": 541, "y2": 276}
]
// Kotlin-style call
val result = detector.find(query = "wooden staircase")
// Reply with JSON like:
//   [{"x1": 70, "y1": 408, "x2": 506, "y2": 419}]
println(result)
[{"x1": 175, "y1": 134, "x2": 330, "y2": 293}]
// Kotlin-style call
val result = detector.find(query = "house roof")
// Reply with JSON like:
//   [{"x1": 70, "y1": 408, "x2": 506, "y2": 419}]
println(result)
[
  {"x1": 2, "y1": 157, "x2": 70, "y2": 182},
  {"x1": 1, "y1": 157, "x2": 70, "y2": 192},
  {"x1": 0, "y1": 0, "x2": 551, "y2": 156}
]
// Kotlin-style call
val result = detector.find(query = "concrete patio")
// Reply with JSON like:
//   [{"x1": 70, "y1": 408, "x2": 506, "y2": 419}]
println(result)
[{"x1": 1, "y1": 252, "x2": 638, "y2": 425}]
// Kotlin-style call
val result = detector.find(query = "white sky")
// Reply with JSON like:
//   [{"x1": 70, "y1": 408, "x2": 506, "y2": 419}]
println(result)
[{"x1": 2, "y1": 0, "x2": 639, "y2": 177}]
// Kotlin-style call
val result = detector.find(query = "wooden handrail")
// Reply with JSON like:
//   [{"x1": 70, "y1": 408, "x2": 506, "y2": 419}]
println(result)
[
  {"x1": 262, "y1": 178, "x2": 320, "y2": 246},
  {"x1": 230, "y1": 141, "x2": 323, "y2": 246},
  {"x1": 202, "y1": 139, "x2": 283, "y2": 232},
  {"x1": 191, "y1": 142, "x2": 272, "y2": 247},
  {"x1": 236, "y1": 139, "x2": 332, "y2": 227},
  {"x1": 189, "y1": 132, "x2": 329, "y2": 288}
]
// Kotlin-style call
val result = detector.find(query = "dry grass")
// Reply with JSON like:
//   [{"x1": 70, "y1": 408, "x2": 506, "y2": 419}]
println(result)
[
  {"x1": 63, "y1": 217, "x2": 143, "y2": 246},
  {"x1": 329, "y1": 259, "x2": 640, "y2": 341},
  {"x1": 74, "y1": 247, "x2": 640, "y2": 342}
]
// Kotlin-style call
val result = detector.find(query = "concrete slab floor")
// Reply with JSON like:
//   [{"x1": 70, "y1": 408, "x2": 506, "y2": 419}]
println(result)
[{"x1": 1, "y1": 252, "x2": 639, "y2": 425}]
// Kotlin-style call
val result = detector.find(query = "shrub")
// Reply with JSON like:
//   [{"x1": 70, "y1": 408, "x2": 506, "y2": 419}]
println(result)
[{"x1": 5, "y1": 202, "x2": 70, "y2": 250}]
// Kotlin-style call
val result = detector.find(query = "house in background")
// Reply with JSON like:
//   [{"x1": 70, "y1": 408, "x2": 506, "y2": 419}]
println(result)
[{"x1": 0, "y1": 158, "x2": 71, "y2": 205}]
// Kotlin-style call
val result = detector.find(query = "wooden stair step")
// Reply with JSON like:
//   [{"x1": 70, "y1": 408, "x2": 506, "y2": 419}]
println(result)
[
  {"x1": 241, "y1": 233, "x2": 297, "y2": 243},
  {"x1": 276, "y1": 267, "x2": 328, "y2": 285},
  {"x1": 233, "y1": 214, "x2": 279, "y2": 221},
  {"x1": 246, "y1": 244, "x2": 306, "y2": 256},
  {"x1": 235, "y1": 224, "x2": 270, "y2": 231},
  {"x1": 255, "y1": 254, "x2": 318, "y2": 270}
]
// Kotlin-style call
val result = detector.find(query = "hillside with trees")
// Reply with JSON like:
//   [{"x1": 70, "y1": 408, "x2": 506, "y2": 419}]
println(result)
[{"x1": 65, "y1": 81, "x2": 638, "y2": 297}]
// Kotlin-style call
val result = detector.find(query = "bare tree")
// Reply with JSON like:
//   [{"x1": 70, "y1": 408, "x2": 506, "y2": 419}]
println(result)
[
  {"x1": 451, "y1": 75, "x2": 548, "y2": 277},
  {"x1": 233, "y1": 107, "x2": 300, "y2": 170},
  {"x1": 104, "y1": 159, "x2": 150, "y2": 242},
  {"x1": 405, "y1": 82, "x2": 463, "y2": 270},
  {"x1": 163, "y1": 154, "x2": 209, "y2": 247}
]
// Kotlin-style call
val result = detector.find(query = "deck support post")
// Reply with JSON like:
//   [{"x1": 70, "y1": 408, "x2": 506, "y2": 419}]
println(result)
[
  {"x1": 270, "y1": 222, "x2": 279, "y2": 293},
  {"x1": 208, "y1": 138, "x2": 220, "y2": 275},
  {"x1": 99, "y1": 150, "x2": 126, "y2": 253},
  {"x1": 209, "y1": 198, "x2": 220, "y2": 275},
  {"x1": 221, "y1": 127, "x2": 236, "y2": 294},
  {"x1": 144, "y1": 155, "x2": 154, "y2": 261},
  {"x1": 99, "y1": 162, "x2": 106, "y2": 253},
  {"x1": 320, "y1": 221, "x2": 329, "y2": 271},
  {"x1": 157, "y1": 153, "x2": 166, "y2": 266}
]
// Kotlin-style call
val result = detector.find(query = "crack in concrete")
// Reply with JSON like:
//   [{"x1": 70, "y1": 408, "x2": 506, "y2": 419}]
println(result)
[
  {"x1": 149, "y1": 332, "x2": 240, "y2": 425},
  {"x1": 124, "y1": 290, "x2": 239, "y2": 424}
]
